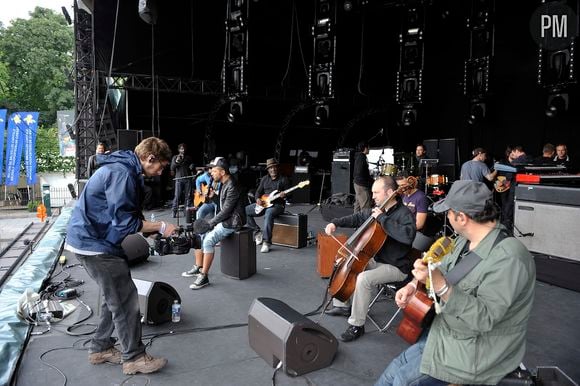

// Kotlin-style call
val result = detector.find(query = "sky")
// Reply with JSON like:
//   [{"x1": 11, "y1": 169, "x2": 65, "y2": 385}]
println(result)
[{"x1": 0, "y1": 0, "x2": 74, "y2": 27}]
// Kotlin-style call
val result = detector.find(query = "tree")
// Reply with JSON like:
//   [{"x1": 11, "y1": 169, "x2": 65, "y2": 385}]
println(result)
[
  {"x1": 35, "y1": 126, "x2": 75, "y2": 174},
  {"x1": 0, "y1": 7, "x2": 74, "y2": 125}
]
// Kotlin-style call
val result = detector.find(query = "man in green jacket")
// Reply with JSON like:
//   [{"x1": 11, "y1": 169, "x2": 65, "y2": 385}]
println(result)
[{"x1": 376, "y1": 180, "x2": 535, "y2": 386}]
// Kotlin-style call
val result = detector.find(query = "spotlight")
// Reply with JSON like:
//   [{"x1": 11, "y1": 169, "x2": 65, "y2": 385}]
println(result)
[
  {"x1": 343, "y1": 0, "x2": 353, "y2": 12},
  {"x1": 61, "y1": 6, "x2": 72, "y2": 25},
  {"x1": 401, "y1": 106, "x2": 416, "y2": 127},
  {"x1": 545, "y1": 93, "x2": 568, "y2": 118},
  {"x1": 314, "y1": 104, "x2": 329, "y2": 126},
  {"x1": 467, "y1": 102, "x2": 486, "y2": 125},
  {"x1": 227, "y1": 101, "x2": 243, "y2": 123},
  {"x1": 65, "y1": 124, "x2": 76, "y2": 140}
]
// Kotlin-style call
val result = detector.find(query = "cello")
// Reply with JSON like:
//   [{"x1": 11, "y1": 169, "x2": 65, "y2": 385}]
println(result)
[{"x1": 328, "y1": 177, "x2": 417, "y2": 302}]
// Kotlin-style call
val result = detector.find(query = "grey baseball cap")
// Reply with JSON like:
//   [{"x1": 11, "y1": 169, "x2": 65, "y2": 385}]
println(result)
[{"x1": 432, "y1": 180, "x2": 492, "y2": 217}]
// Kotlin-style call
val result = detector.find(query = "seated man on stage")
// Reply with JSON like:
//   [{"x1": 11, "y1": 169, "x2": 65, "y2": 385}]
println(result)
[
  {"x1": 187, "y1": 157, "x2": 246, "y2": 289},
  {"x1": 376, "y1": 180, "x2": 535, "y2": 386},
  {"x1": 324, "y1": 176, "x2": 416, "y2": 342},
  {"x1": 245, "y1": 158, "x2": 290, "y2": 253},
  {"x1": 395, "y1": 174, "x2": 429, "y2": 234}
]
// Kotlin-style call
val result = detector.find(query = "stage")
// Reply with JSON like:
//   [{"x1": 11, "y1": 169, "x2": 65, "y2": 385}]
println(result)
[{"x1": 11, "y1": 204, "x2": 580, "y2": 385}]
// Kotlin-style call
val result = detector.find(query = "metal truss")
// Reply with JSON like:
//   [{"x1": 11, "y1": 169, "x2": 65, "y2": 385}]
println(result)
[
  {"x1": 106, "y1": 72, "x2": 221, "y2": 95},
  {"x1": 74, "y1": 3, "x2": 98, "y2": 180}
]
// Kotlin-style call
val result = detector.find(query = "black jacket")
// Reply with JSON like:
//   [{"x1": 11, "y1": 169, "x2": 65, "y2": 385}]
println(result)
[
  {"x1": 255, "y1": 175, "x2": 290, "y2": 206},
  {"x1": 208, "y1": 177, "x2": 246, "y2": 230},
  {"x1": 170, "y1": 154, "x2": 194, "y2": 178},
  {"x1": 353, "y1": 152, "x2": 372, "y2": 187},
  {"x1": 331, "y1": 199, "x2": 416, "y2": 273}
]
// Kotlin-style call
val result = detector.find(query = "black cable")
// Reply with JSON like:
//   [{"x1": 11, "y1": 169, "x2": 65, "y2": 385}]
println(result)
[
  {"x1": 271, "y1": 361, "x2": 283, "y2": 386},
  {"x1": 280, "y1": 0, "x2": 295, "y2": 86},
  {"x1": 293, "y1": 1, "x2": 309, "y2": 79},
  {"x1": 38, "y1": 347, "x2": 70, "y2": 386},
  {"x1": 65, "y1": 298, "x2": 97, "y2": 336},
  {"x1": 357, "y1": 8, "x2": 368, "y2": 96}
]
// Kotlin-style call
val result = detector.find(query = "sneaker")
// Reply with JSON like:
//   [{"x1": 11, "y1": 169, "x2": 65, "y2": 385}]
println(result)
[
  {"x1": 260, "y1": 243, "x2": 270, "y2": 253},
  {"x1": 255, "y1": 232, "x2": 263, "y2": 245},
  {"x1": 340, "y1": 325, "x2": 365, "y2": 342},
  {"x1": 181, "y1": 264, "x2": 202, "y2": 277},
  {"x1": 190, "y1": 273, "x2": 209, "y2": 290},
  {"x1": 89, "y1": 347, "x2": 122, "y2": 365},
  {"x1": 122, "y1": 353, "x2": 167, "y2": 375}
]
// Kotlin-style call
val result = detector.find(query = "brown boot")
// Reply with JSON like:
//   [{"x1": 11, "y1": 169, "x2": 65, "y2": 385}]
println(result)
[
  {"x1": 122, "y1": 353, "x2": 167, "y2": 375},
  {"x1": 89, "y1": 347, "x2": 122, "y2": 365}
]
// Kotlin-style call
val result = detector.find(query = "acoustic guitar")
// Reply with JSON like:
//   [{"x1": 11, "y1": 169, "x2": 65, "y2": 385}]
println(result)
[
  {"x1": 254, "y1": 180, "x2": 310, "y2": 214},
  {"x1": 193, "y1": 183, "x2": 215, "y2": 207},
  {"x1": 396, "y1": 236, "x2": 455, "y2": 344}
]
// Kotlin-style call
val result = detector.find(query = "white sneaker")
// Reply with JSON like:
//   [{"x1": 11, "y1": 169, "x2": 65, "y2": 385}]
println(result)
[
  {"x1": 260, "y1": 243, "x2": 270, "y2": 253},
  {"x1": 255, "y1": 232, "x2": 263, "y2": 245}
]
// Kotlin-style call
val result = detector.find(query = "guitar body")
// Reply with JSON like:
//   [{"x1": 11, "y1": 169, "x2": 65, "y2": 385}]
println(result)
[
  {"x1": 194, "y1": 184, "x2": 210, "y2": 207},
  {"x1": 494, "y1": 176, "x2": 511, "y2": 193},
  {"x1": 254, "y1": 181, "x2": 310, "y2": 214},
  {"x1": 396, "y1": 289, "x2": 435, "y2": 344}
]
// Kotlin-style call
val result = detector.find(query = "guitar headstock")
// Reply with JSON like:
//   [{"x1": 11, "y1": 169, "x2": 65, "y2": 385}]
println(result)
[
  {"x1": 298, "y1": 180, "x2": 310, "y2": 188},
  {"x1": 422, "y1": 236, "x2": 454, "y2": 264}
]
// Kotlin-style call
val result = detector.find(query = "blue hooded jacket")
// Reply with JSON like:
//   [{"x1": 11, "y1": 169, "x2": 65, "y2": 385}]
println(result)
[{"x1": 66, "y1": 151, "x2": 145, "y2": 256}]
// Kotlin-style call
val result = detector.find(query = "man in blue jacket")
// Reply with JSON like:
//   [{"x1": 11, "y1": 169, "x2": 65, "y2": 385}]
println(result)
[{"x1": 66, "y1": 137, "x2": 177, "y2": 375}]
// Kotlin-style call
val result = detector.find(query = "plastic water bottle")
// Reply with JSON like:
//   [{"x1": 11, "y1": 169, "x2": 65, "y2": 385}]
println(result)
[
  {"x1": 171, "y1": 300, "x2": 181, "y2": 322},
  {"x1": 150, "y1": 213, "x2": 156, "y2": 222}
]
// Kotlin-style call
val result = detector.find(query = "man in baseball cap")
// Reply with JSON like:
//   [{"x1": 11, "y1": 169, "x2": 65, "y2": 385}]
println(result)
[{"x1": 376, "y1": 179, "x2": 535, "y2": 386}]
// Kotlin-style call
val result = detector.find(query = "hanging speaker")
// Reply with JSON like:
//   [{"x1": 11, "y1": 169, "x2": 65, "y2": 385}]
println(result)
[
  {"x1": 133, "y1": 278, "x2": 180, "y2": 325},
  {"x1": 248, "y1": 298, "x2": 338, "y2": 376},
  {"x1": 138, "y1": 0, "x2": 158, "y2": 25}
]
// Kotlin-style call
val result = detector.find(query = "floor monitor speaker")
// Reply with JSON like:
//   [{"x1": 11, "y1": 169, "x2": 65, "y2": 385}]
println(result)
[
  {"x1": 133, "y1": 278, "x2": 180, "y2": 325},
  {"x1": 248, "y1": 298, "x2": 338, "y2": 376}
]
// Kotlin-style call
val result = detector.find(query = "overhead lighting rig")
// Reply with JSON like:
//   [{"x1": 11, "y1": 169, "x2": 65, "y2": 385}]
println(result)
[
  {"x1": 464, "y1": 0, "x2": 495, "y2": 125},
  {"x1": 395, "y1": 6, "x2": 426, "y2": 127}
]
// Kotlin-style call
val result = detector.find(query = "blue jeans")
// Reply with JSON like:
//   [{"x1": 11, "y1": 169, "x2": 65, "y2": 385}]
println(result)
[
  {"x1": 201, "y1": 223, "x2": 236, "y2": 253},
  {"x1": 375, "y1": 334, "x2": 448, "y2": 386},
  {"x1": 245, "y1": 203, "x2": 284, "y2": 243},
  {"x1": 196, "y1": 202, "x2": 217, "y2": 220},
  {"x1": 172, "y1": 178, "x2": 192, "y2": 210},
  {"x1": 75, "y1": 253, "x2": 145, "y2": 361}
]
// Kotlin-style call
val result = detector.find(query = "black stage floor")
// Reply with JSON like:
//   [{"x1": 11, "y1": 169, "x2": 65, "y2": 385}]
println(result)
[{"x1": 13, "y1": 204, "x2": 580, "y2": 385}]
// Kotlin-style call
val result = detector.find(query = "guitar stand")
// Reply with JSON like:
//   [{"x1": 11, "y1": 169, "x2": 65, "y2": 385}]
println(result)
[{"x1": 306, "y1": 171, "x2": 327, "y2": 214}]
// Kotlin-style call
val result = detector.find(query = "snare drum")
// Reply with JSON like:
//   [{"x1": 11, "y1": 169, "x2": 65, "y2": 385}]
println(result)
[
  {"x1": 427, "y1": 174, "x2": 447, "y2": 186},
  {"x1": 381, "y1": 163, "x2": 398, "y2": 176}
]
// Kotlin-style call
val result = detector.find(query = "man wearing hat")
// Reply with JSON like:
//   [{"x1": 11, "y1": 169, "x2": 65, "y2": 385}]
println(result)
[
  {"x1": 187, "y1": 157, "x2": 246, "y2": 289},
  {"x1": 245, "y1": 158, "x2": 290, "y2": 253},
  {"x1": 376, "y1": 180, "x2": 535, "y2": 386}
]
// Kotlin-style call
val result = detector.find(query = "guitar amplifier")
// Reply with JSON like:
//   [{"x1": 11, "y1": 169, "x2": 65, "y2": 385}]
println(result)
[{"x1": 272, "y1": 213, "x2": 308, "y2": 249}]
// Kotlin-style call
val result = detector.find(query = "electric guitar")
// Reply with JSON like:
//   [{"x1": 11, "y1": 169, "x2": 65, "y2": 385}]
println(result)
[
  {"x1": 494, "y1": 176, "x2": 511, "y2": 193},
  {"x1": 396, "y1": 236, "x2": 455, "y2": 344},
  {"x1": 254, "y1": 180, "x2": 310, "y2": 214}
]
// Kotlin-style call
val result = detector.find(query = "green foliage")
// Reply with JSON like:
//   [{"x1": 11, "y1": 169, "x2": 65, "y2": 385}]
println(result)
[
  {"x1": 36, "y1": 126, "x2": 75, "y2": 173},
  {"x1": 0, "y1": 7, "x2": 74, "y2": 125},
  {"x1": 27, "y1": 200, "x2": 41, "y2": 212}
]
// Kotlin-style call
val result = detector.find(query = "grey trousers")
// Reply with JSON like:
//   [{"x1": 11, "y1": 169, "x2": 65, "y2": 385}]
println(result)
[
  {"x1": 76, "y1": 253, "x2": 145, "y2": 361},
  {"x1": 354, "y1": 183, "x2": 372, "y2": 213},
  {"x1": 333, "y1": 259, "x2": 406, "y2": 326}
]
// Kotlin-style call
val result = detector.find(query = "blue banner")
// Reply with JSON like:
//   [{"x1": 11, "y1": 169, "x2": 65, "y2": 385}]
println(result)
[
  {"x1": 22, "y1": 112, "x2": 39, "y2": 185},
  {"x1": 4, "y1": 113, "x2": 26, "y2": 186},
  {"x1": 0, "y1": 109, "x2": 6, "y2": 184}
]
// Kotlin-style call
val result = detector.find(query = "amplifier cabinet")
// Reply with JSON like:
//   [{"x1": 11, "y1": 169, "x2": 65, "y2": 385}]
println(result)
[{"x1": 272, "y1": 214, "x2": 308, "y2": 249}]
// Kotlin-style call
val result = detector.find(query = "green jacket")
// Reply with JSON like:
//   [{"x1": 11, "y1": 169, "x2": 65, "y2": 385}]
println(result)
[{"x1": 420, "y1": 225, "x2": 536, "y2": 385}]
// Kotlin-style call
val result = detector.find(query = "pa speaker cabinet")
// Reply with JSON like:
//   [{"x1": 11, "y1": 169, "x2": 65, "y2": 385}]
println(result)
[
  {"x1": 132, "y1": 278, "x2": 180, "y2": 325},
  {"x1": 331, "y1": 161, "x2": 354, "y2": 195},
  {"x1": 220, "y1": 227, "x2": 256, "y2": 279},
  {"x1": 248, "y1": 297, "x2": 338, "y2": 376},
  {"x1": 272, "y1": 213, "x2": 308, "y2": 248},
  {"x1": 317, "y1": 232, "x2": 347, "y2": 278}
]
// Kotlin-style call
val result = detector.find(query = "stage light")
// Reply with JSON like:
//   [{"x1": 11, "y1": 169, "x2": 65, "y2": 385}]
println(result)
[
  {"x1": 467, "y1": 102, "x2": 486, "y2": 125},
  {"x1": 343, "y1": 0, "x2": 353, "y2": 12},
  {"x1": 65, "y1": 124, "x2": 76, "y2": 140},
  {"x1": 61, "y1": 6, "x2": 72, "y2": 25},
  {"x1": 545, "y1": 93, "x2": 568, "y2": 118},
  {"x1": 401, "y1": 106, "x2": 416, "y2": 127},
  {"x1": 314, "y1": 104, "x2": 329, "y2": 126},
  {"x1": 227, "y1": 101, "x2": 243, "y2": 123}
]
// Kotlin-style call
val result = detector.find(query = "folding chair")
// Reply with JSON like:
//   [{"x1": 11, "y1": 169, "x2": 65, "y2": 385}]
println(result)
[{"x1": 366, "y1": 232, "x2": 434, "y2": 333}]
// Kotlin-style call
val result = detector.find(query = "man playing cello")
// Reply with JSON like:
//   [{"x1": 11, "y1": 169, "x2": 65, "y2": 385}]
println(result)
[{"x1": 324, "y1": 176, "x2": 416, "y2": 342}]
